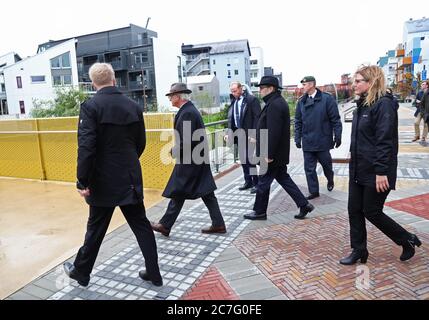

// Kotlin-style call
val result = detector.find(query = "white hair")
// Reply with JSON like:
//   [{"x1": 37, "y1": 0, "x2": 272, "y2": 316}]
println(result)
[
  {"x1": 178, "y1": 93, "x2": 190, "y2": 100},
  {"x1": 89, "y1": 63, "x2": 115, "y2": 86}
]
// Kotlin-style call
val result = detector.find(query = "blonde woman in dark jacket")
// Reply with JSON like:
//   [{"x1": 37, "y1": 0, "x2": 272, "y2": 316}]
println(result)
[{"x1": 340, "y1": 65, "x2": 421, "y2": 265}]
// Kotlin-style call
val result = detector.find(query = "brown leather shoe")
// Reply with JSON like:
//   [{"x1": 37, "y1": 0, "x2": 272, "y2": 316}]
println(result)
[
  {"x1": 411, "y1": 137, "x2": 420, "y2": 142},
  {"x1": 201, "y1": 225, "x2": 226, "y2": 234},
  {"x1": 151, "y1": 222, "x2": 170, "y2": 237}
]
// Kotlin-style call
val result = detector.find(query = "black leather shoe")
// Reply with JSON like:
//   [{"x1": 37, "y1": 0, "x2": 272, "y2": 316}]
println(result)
[
  {"x1": 63, "y1": 262, "x2": 90, "y2": 287},
  {"x1": 239, "y1": 183, "x2": 253, "y2": 191},
  {"x1": 243, "y1": 212, "x2": 267, "y2": 220},
  {"x1": 400, "y1": 234, "x2": 422, "y2": 261},
  {"x1": 339, "y1": 249, "x2": 369, "y2": 265},
  {"x1": 139, "y1": 270, "x2": 163, "y2": 287},
  {"x1": 327, "y1": 182, "x2": 334, "y2": 192},
  {"x1": 294, "y1": 203, "x2": 315, "y2": 219},
  {"x1": 306, "y1": 193, "x2": 320, "y2": 200},
  {"x1": 250, "y1": 187, "x2": 257, "y2": 194}
]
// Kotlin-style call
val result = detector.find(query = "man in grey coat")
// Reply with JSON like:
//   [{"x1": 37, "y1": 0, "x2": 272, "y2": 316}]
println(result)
[{"x1": 295, "y1": 76, "x2": 342, "y2": 200}]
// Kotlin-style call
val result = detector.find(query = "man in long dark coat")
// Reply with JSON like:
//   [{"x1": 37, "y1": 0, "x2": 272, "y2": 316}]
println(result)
[
  {"x1": 63, "y1": 63, "x2": 162, "y2": 287},
  {"x1": 151, "y1": 83, "x2": 226, "y2": 237}
]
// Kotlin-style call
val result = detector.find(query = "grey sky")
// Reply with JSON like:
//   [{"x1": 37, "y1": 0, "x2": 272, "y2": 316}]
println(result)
[{"x1": 1, "y1": 0, "x2": 427, "y2": 85}]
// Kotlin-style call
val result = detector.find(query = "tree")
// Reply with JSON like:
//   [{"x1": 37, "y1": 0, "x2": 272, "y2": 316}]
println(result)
[{"x1": 30, "y1": 87, "x2": 89, "y2": 118}]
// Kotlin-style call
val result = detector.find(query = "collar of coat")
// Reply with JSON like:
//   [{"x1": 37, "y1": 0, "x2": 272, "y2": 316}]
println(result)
[
  {"x1": 303, "y1": 88, "x2": 322, "y2": 106},
  {"x1": 96, "y1": 86, "x2": 122, "y2": 95}
]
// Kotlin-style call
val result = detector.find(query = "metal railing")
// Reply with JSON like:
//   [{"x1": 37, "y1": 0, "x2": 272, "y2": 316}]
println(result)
[
  {"x1": 205, "y1": 120, "x2": 238, "y2": 173},
  {"x1": 184, "y1": 53, "x2": 210, "y2": 73}
]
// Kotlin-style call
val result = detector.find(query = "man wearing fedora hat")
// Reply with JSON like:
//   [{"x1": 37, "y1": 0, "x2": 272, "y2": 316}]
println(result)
[
  {"x1": 150, "y1": 83, "x2": 227, "y2": 237},
  {"x1": 244, "y1": 76, "x2": 315, "y2": 221},
  {"x1": 295, "y1": 76, "x2": 342, "y2": 200}
]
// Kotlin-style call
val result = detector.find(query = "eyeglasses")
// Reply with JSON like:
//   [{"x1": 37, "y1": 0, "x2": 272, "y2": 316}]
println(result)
[{"x1": 354, "y1": 79, "x2": 367, "y2": 84}]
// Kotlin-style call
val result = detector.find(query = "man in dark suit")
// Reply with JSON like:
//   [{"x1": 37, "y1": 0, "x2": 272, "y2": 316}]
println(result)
[
  {"x1": 244, "y1": 76, "x2": 315, "y2": 221},
  {"x1": 63, "y1": 63, "x2": 162, "y2": 287},
  {"x1": 151, "y1": 83, "x2": 226, "y2": 237},
  {"x1": 226, "y1": 82, "x2": 261, "y2": 193}
]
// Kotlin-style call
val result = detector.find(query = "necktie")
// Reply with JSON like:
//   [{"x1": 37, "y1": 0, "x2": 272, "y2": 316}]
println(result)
[{"x1": 235, "y1": 99, "x2": 241, "y2": 128}]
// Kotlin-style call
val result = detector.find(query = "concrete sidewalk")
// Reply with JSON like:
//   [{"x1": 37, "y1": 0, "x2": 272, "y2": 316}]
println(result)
[{"x1": 6, "y1": 104, "x2": 429, "y2": 300}]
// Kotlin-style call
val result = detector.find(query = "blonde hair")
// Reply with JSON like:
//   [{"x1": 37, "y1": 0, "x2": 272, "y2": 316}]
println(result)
[
  {"x1": 89, "y1": 63, "x2": 115, "y2": 86},
  {"x1": 355, "y1": 65, "x2": 386, "y2": 106}
]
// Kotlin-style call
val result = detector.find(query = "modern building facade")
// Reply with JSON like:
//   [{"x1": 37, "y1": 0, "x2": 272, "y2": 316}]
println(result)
[
  {"x1": 186, "y1": 75, "x2": 220, "y2": 113},
  {"x1": 249, "y1": 47, "x2": 264, "y2": 94},
  {"x1": 2, "y1": 39, "x2": 79, "y2": 118},
  {"x1": 0, "y1": 52, "x2": 21, "y2": 117},
  {"x1": 181, "y1": 40, "x2": 251, "y2": 102},
  {"x1": 38, "y1": 24, "x2": 179, "y2": 112}
]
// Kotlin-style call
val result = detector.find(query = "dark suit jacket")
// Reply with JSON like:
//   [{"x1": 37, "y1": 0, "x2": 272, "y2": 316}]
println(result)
[
  {"x1": 256, "y1": 91, "x2": 290, "y2": 167},
  {"x1": 162, "y1": 101, "x2": 217, "y2": 199},
  {"x1": 77, "y1": 86, "x2": 146, "y2": 207},
  {"x1": 227, "y1": 91, "x2": 261, "y2": 139}
]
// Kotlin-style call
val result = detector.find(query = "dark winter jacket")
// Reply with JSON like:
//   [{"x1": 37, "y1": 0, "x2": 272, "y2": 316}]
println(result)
[
  {"x1": 77, "y1": 86, "x2": 146, "y2": 207},
  {"x1": 256, "y1": 91, "x2": 290, "y2": 167},
  {"x1": 294, "y1": 89, "x2": 342, "y2": 151},
  {"x1": 349, "y1": 93, "x2": 399, "y2": 189}
]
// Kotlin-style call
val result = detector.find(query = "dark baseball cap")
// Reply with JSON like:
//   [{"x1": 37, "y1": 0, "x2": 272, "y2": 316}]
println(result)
[{"x1": 300, "y1": 76, "x2": 316, "y2": 83}]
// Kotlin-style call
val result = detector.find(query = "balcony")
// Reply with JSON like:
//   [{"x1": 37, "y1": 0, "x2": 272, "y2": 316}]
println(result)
[
  {"x1": 129, "y1": 80, "x2": 152, "y2": 91},
  {"x1": 396, "y1": 49, "x2": 405, "y2": 57},
  {"x1": 107, "y1": 60, "x2": 126, "y2": 70},
  {"x1": 397, "y1": 56, "x2": 412, "y2": 70}
]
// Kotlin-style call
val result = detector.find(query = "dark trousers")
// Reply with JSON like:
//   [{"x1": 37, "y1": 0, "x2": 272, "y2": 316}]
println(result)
[
  {"x1": 238, "y1": 141, "x2": 258, "y2": 186},
  {"x1": 348, "y1": 181, "x2": 410, "y2": 251},
  {"x1": 304, "y1": 150, "x2": 334, "y2": 194},
  {"x1": 160, "y1": 192, "x2": 225, "y2": 230},
  {"x1": 253, "y1": 165, "x2": 308, "y2": 214},
  {"x1": 74, "y1": 202, "x2": 161, "y2": 281}
]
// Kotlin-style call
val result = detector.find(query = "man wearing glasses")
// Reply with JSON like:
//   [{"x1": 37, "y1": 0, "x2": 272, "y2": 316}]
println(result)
[{"x1": 294, "y1": 76, "x2": 342, "y2": 200}]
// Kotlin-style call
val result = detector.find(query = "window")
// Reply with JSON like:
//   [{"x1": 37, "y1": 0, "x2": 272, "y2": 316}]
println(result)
[
  {"x1": 234, "y1": 70, "x2": 239, "y2": 75},
  {"x1": 50, "y1": 52, "x2": 71, "y2": 69},
  {"x1": 31, "y1": 75, "x2": 46, "y2": 83},
  {"x1": 53, "y1": 76, "x2": 62, "y2": 86},
  {"x1": 213, "y1": 71, "x2": 216, "y2": 76},
  {"x1": 198, "y1": 86, "x2": 204, "y2": 91},
  {"x1": 0, "y1": 100, "x2": 8, "y2": 115},
  {"x1": 227, "y1": 63, "x2": 231, "y2": 67},
  {"x1": 19, "y1": 100, "x2": 25, "y2": 114},
  {"x1": 16, "y1": 76, "x2": 22, "y2": 88},
  {"x1": 63, "y1": 75, "x2": 72, "y2": 85},
  {"x1": 213, "y1": 59, "x2": 216, "y2": 65},
  {"x1": 227, "y1": 70, "x2": 231, "y2": 79},
  {"x1": 250, "y1": 60, "x2": 258, "y2": 65}
]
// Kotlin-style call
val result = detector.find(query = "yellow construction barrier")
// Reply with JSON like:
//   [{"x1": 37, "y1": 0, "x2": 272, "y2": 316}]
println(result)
[{"x1": 0, "y1": 114, "x2": 175, "y2": 190}]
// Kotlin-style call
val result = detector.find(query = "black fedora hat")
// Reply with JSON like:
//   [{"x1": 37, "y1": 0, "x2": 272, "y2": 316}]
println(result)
[
  {"x1": 256, "y1": 76, "x2": 282, "y2": 89},
  {"x1": 165, "y1": 83, "x2": 192, "y2": 96}
]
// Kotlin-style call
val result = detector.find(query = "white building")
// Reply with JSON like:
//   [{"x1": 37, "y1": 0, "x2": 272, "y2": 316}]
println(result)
[
  {"x1": 403, "y1": 17, "x2": 429, "y2": 81},
  {"x1": 249, "y1": 47, "x2": 264, "y2": 94},
  {"x1": 3, "y1": 39, "x2": 78, "y2": 118},
  {"x1": 187, "y1": 75, "x2": 220, "y2": 113},
  {"x1": 0, "y1": 52, "x2": 22, "y2": 117},
  {"x1": 182, "y1": 40, "x2": 251, "y2": 102}
]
